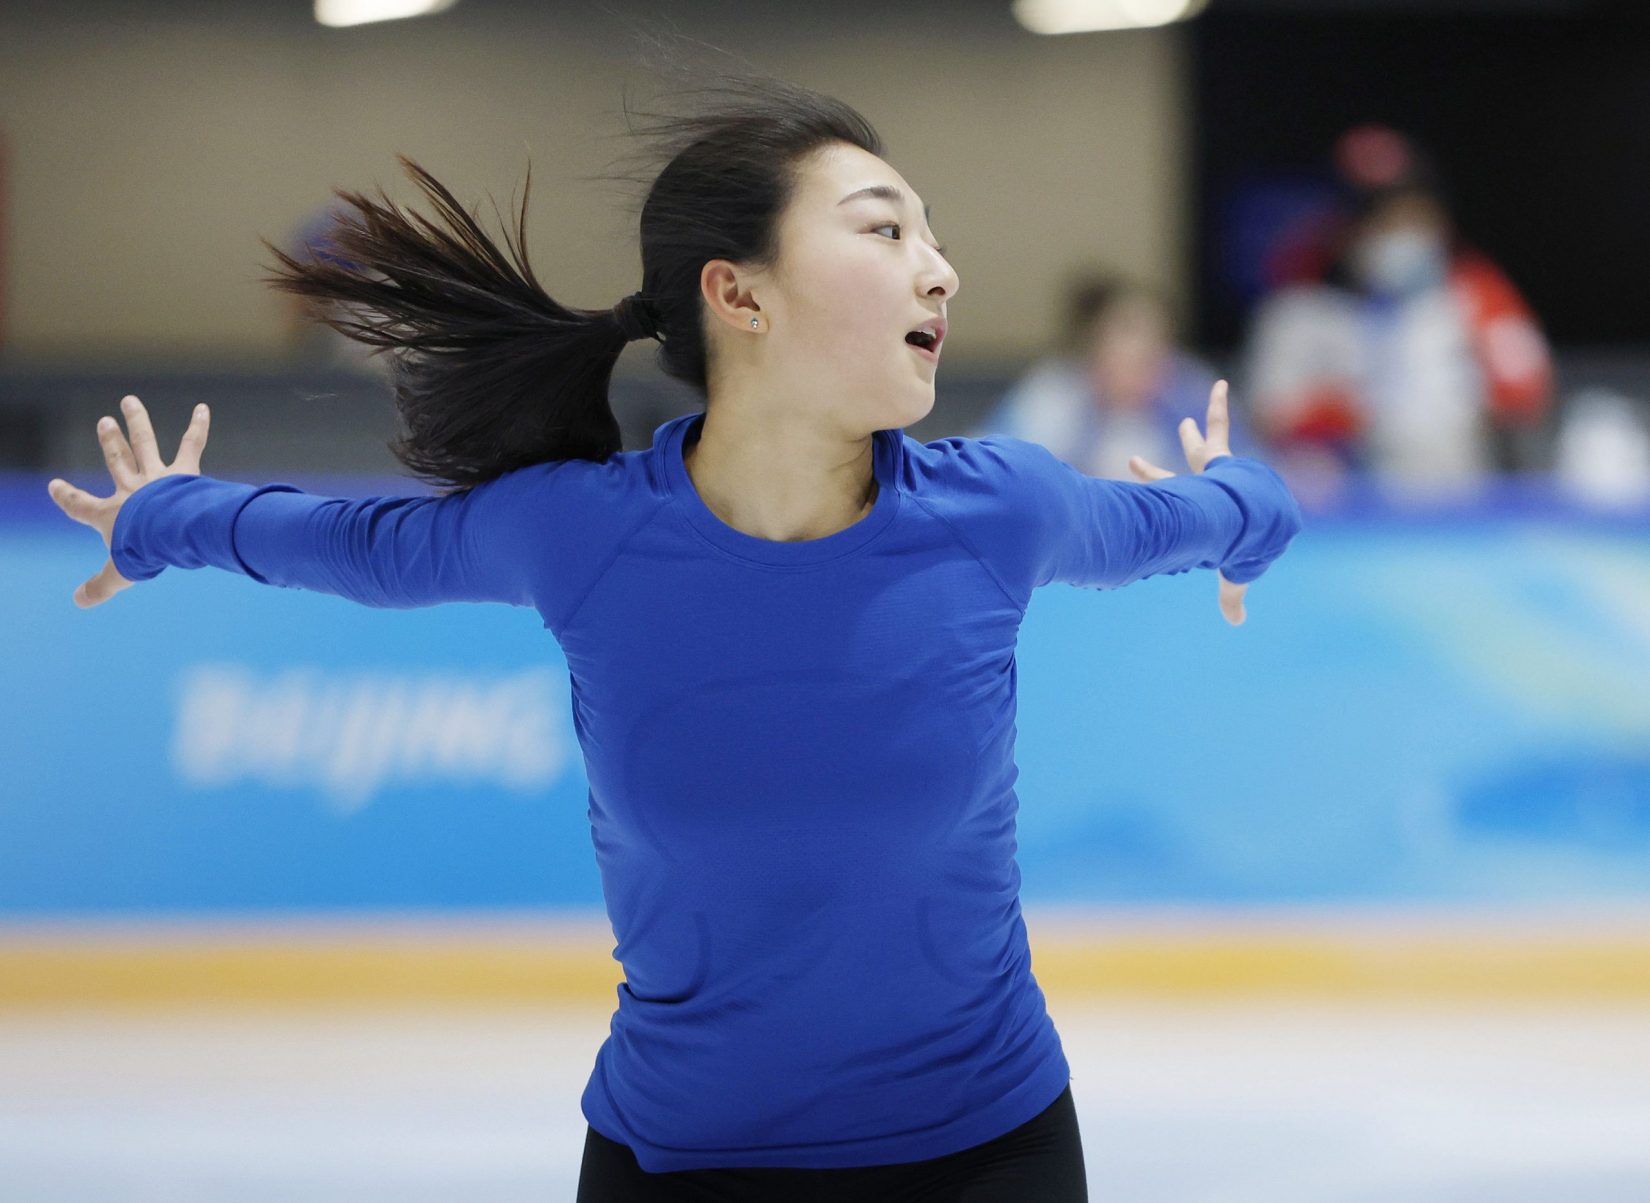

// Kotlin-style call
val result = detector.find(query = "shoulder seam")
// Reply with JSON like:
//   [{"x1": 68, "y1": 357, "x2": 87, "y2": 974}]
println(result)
[
  {"x1": 905, "y1": 490, "x2": 1025, "y2": 615},
  {"x1": 550, "y1": 497, "x2": 669, "y2": 635}
]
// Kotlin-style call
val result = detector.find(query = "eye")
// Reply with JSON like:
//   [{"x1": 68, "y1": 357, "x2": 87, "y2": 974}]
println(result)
[{"x1": 871, "y1": 223, "x2": 949, "y2": 261}]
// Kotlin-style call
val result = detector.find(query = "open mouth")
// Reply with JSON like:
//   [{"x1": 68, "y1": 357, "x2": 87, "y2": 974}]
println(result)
[{"x1": 904, "y1": 330, "x2": 941, "y2": 361}]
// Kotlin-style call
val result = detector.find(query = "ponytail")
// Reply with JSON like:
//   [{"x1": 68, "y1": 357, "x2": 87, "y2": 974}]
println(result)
[
  {"x1": 259, "y1": 65, "x2": 885, "y2": 496},
  {"x1": 260, "y1": 156, "x2": 644, "y2": 492}
]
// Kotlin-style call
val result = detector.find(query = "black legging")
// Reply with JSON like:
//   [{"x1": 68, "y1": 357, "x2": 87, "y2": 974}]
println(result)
[{"x1": 575, "y1": 1082, "x2": 1088, "y2": 1202}]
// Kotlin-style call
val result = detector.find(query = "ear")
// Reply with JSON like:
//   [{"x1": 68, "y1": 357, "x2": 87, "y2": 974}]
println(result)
[{"x1": 701, "y1": 259, "x2": 764, "y2": 334}]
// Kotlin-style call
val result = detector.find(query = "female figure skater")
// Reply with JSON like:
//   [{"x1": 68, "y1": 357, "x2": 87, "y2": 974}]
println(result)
[{"x1": 46, "y1": 72, "x2": 1301, "y2": 1202}]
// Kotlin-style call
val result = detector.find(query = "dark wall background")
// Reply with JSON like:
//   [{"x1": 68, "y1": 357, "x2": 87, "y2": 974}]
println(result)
[{"x1": 1188, "y1": 5, "x2": 1650, "y2": 349}]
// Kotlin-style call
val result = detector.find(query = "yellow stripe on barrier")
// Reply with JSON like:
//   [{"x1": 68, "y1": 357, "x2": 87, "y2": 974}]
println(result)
[
  {"x1": 3, "y1": 932, "x2": 1650, "y2": 1008},
  {"x1": 0, "y1": 942, "x2": 625, "y2": 1007},
  {"x1": 1030, "y1": 937, "x2": 1650, "y2": 1000}
]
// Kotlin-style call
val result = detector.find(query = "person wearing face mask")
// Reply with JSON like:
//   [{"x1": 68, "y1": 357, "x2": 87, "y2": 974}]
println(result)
[
  {"x1": 974, "y1": 274, "x2": 1254, "y2": 480},
  {"x1": 1242, "y1": 179, "x2": 1553, "y2": 502}
]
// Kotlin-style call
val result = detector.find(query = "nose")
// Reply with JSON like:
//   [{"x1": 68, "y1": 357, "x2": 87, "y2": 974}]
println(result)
[{"x1": 923, "y1": 255, "x2": 959, "y2": 302}]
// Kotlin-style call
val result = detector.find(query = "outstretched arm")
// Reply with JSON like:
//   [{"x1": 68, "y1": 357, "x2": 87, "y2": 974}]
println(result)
[
  {"x1": 51, "y1": 394, "x2": 552, "y2": 611},
  {"x1": 1123, "y1": 379, "x2": 1300, "y2": 624},
  {"x1": 1001, "y1": 381, "x2": 1303, "y2": 619}
]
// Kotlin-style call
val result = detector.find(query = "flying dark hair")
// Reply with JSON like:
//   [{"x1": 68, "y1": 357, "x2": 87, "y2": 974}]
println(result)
[{"x1": 258, "y1": 66, "x2": 884, "y2": 493}]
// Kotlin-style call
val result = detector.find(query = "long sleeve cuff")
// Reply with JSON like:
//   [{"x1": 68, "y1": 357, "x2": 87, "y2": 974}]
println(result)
[
  {"x1": 1197, "y1": 454, "x2": 1305, "y2": 585},
  {"x1": 110, "y1": 474, "x2": 304, "y2": 583}
]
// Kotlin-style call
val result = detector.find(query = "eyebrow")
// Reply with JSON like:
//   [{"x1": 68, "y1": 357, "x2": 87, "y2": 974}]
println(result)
[
  {"x1": 837, "y1": 184, "x2": 932, "y2": 225},
  {"x1": 837, "y1": 184, "x2": 945, "y2": 256}
]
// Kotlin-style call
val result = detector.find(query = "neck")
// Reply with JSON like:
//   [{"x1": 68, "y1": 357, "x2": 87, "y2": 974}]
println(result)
[{"x1": 682, "y1": 407, "x2": 878, "y2": 543}]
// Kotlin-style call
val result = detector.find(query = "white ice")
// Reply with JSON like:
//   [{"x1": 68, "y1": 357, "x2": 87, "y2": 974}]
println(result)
[{"x1": 1, "y1": 998, "x2": 1647, "y2": 1201}]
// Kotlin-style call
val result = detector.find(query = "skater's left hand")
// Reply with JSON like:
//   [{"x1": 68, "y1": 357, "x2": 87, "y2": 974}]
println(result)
[
  {"x1": 1126, "y1": 379, "x2": 1248, "y2": 627},
  {"x1": 46, "y1": 394, "x2": 212, "y2": 608}
]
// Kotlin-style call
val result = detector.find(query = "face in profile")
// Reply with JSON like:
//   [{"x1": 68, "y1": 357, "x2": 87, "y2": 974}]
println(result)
[{"x1": 721, "y1": 141, "x2": 960, "y2": 435}]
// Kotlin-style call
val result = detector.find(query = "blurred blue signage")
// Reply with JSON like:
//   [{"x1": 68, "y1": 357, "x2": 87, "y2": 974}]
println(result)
[{"x1": 5, "y1": 472, "x2": 1648, "y2": 914}]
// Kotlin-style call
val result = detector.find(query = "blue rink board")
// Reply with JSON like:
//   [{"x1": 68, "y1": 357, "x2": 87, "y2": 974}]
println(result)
[{"x1": 3, "y1": 469, "x2": 1649, "y2": 914}]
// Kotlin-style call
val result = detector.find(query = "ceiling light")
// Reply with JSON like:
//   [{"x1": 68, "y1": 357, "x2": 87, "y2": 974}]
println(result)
[
  {"x1": 315, "y1": 0, "x2": 460, "y2": 29},
  {"x1": 1012, "y1": 0, "x2": 1211, "y2": 35}
]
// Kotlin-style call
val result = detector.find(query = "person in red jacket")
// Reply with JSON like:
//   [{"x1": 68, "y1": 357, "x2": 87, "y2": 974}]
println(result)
[{"x1": 1241, "y1": 132, "x2": 1553, "y2": 503}]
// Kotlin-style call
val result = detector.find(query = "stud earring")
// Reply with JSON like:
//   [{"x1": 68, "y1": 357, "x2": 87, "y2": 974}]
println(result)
[{"x1": 750, "y1": 318, "x2": 760, "y2": 329}]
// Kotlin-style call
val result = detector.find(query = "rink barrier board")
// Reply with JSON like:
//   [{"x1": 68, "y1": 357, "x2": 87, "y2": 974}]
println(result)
[
  {"x1": 3, "y1": 930, "x2": 1649, "y2": 1007},
  {"x1": 8, "y1": 474, "x2": 1650, "y2": 934}
]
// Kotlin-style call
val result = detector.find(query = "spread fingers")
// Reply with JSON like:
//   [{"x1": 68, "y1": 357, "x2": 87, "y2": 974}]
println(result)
[
  {"x1": 46, "y1": 477, "x2": 104, "y2": 527},
  {"x1": 74, "y1": 557, "x2": 132, "y2": 610},
  {"x1": 97, "y1": 414, "x2": 142, "y2": 490},
  {"x1": 1206, "y1": 380, "x2": 1230, "y2": 445},
  {"x1": 1129, "y1": 454, "x2": 1176, "y2": 482},
  {"x1": 118, "y1": 395, "x2": 166, "y2": 476},
  {"x1": 173, "y1": 403, "x2": 210, "y2": 473},
  {"x1": 1178, "y1": 415, "x2": 1204, "y2": 465}
]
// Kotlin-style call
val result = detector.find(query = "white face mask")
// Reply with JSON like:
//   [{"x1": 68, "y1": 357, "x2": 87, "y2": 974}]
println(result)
[{"x1": 1353, "y1": 228, "x2": 1447, "y2": 295}]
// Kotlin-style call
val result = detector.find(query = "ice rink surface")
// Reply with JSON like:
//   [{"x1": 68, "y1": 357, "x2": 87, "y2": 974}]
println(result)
[{"x1": 2, "y1": 998, "x2": 1647, "y2": 1201}]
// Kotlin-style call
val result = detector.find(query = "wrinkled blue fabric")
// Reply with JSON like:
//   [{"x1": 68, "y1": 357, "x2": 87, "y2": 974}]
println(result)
[{"x1": 111, "y1": 412, "x2": 1302, "y2": 1171}]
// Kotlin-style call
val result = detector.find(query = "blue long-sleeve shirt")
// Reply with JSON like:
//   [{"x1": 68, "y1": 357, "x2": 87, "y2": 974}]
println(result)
[{"x1": 111, "y1": 411, "x2": 1303, "y2": 1172}]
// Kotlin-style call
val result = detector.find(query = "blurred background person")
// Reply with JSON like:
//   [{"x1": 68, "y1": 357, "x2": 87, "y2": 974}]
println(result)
[
  {"x1": 1240, "y1": 129, "x2": 1554, "y2": 504},
  {"x1": 973, "y1": 272, "x2": 1251, "y2": 479},
  {"x1": 1553, "y1": 386, "x2": 1650, "y2": 510},
  {"x1": 277, "y1": 200, "x2": 392, "y2": 378}
]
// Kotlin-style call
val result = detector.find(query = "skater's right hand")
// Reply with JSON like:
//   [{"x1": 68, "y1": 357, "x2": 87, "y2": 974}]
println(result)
[
  {"x1": 1126, "y1": 379, "x2": 1249, "y2": 627},
  {"x1": 46, "y1": 394, "x2": 212, "y2": 608}
]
